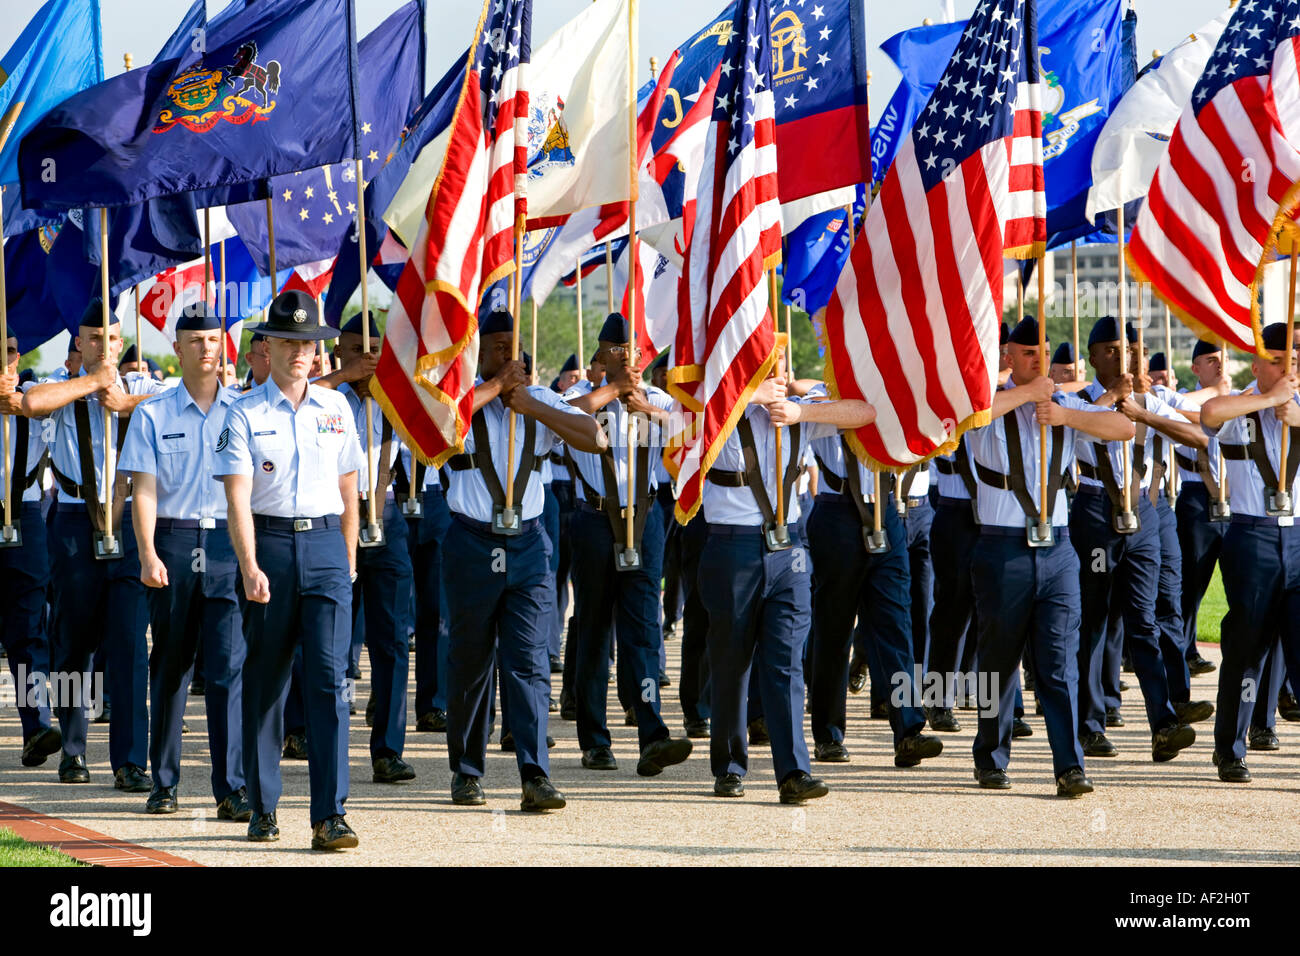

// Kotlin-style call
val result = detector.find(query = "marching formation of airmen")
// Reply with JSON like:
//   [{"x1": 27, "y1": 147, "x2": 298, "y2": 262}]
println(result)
[{"x1": 2, "y1": 288, "x2": 1299, "y2": 850}]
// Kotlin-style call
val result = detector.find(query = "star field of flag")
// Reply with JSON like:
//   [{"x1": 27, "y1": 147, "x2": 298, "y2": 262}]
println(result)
[
  {"x1": 913, "y1": 0, "x2": 1039, "y2": 193},
  {"x1": 477, "y1": 0, "x2": 532, "y2": 140},
  {"x1": 1191, "y1": 0, "x2": 1300, "y2": 110},
  {"x1": 713, "y1": 0, "x2": 775, "y2": 158}
]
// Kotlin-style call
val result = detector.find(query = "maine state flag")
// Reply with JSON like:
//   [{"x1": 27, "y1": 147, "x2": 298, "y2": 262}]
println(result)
[{"x1": 19, "y1": 0, "x2": 361, "y2": 210}]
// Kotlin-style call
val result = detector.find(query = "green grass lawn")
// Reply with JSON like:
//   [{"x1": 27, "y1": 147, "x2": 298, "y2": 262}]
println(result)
[
  {"x1": 1197, "y1": 567, "x2": 1226, "y2": 645},
  {"x1": 0, "y1": 828, "x2": 83, "y2": 868}
]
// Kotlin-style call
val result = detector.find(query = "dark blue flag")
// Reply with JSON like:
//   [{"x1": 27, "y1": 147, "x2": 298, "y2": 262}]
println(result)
[
  {"x1": 781, "y1": 184, "x2": 865, "y2": 315},
  {"x1": 226, "y1": 0, "x2": 422, "y2": 275},
  {"x1": 19, "y1": 0, "x2": 362, "y2": 210},
  {"x1": 5, "y1": 214, "x2": 118, "y2": 350}
]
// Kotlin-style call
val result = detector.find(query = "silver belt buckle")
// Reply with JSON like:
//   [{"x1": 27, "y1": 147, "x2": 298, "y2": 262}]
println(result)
[
  {"x1": 198, "y1": 517, "x2": 216, "y2": 530},
  {"x1": 293, "y1": 518, "x2": 313, "y2": 532}
]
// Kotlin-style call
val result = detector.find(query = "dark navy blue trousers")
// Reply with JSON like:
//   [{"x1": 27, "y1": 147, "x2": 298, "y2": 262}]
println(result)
[
  {"x1": 443, "y1": 516, "x2": 551, "y2": 781},
  {"x1": 904, "y1": 498, "x2": 934, "y2": 670},
  {"x1": 1213, "y1": 520, "x2": 1300, "y2": 760},
  {"x1": 241, "y1": 518, "x2": 351, "y2": 823},
  {"x1": 926, "y1": 498, "x2": 978, "y2": 708},
  {"x1": 971, "y1": 531, "x2": 1085, "y2": 778},
  {"x1": 659, "y1": 483, "x2": 684, "y2": 628},
  {"x1": 409, "y1": 486, "x2": 451, "y2": 718},
  {"x1": 48, "y1": 505, "x2": 149, "y2": 772},
  {"x1": 698, "y1": 525, "x2": 812, "y2": 782},
  {"x1": 541, "y1": 485, "x2": 562, "y2": 659},
  {"x1": 1254, "y1": 638, "x2": 1285, "y2": 731},
  {"x1": 0, "y1": 502, "x2": 53, "y2": 743},
  {"x1": 677, "y1": 513, "x2": 711, "y2": 725},
  {"x1": 1153, "y1": 494, "x2": 1190, "y2": 703},
  {"x1": 356, "y1": 501, "x2": 412, "y2": 759},
  {"x1": 148, "y1": 523, "x2": 244, "y2": 801},
  {"x1": 807, "y1": 494, "x2": 922, "y2": 747},
  {"x1": 569, "y1": 504, "x2": 668, "y2": 751},
  {"x1": 1070, "y1": 489, "x2": 1177, "y2": 736},
  {"x1": 1175, "y1": 482, "x2": 1226, "y2": 653}
]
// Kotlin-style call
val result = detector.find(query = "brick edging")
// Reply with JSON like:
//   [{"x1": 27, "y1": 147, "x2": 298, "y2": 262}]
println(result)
[{"x1": 0, "y1": 801, "x2": 201, "y2": 867}]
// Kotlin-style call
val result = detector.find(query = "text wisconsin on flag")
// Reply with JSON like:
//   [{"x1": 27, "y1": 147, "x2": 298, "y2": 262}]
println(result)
[
  {"x1": 821, "y1": 0, "x2": 1045, "y2": 470},
  {"x1": 1127, "y1": 0, "x2": 1300, "y2": 357},
  {"x1": 372, "y1": 0, "x2": 531, "y2": 465}
]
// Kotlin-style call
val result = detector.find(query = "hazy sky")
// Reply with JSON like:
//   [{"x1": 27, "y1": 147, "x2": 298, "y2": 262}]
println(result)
[
  {"x1": 2, "y1": 0, "x2": 1233, "y2": 367},
  {"x1": 2, "y1": 0, "x2": 1233, "y2": 117}
]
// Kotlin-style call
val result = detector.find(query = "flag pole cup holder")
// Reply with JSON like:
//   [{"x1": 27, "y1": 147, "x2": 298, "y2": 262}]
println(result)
[
  {"x1": 359, "y1": 521, "x2": 385, "y2": 548},
  {"x1": 1266, "y1": 489, "x2": 1292, "y2": 518},
  {"x1": 492, "y1": 506, "x2": 521, "y2": 536},
  {"x1": 0, "y1": 523, "x2": 20, "y2": 548},
  {"x1": 615, "y1": 545, "x2": 641, "y2": 572},
  {"x1": 1112, "y1": 511, "x2": 1139, "y2": 535},
  {"x1": 863, "y1": 527, "x2": 889, "y2": 554},
  {"x1": 1026, "y1": 518, "x2": 1054, "y2": 548},
  {"x1": 400, "y1": 498, "x2": 423, "y2": 519},
  {"x1": 94, "y1": 531, "x2": 123, "y2": 561},
  {"x1": 764, "y1": 523, "x2": 793, "y2": 553},
  {"x1": 1209, "y1": 499, "x2": 1232, "y2": 523}
]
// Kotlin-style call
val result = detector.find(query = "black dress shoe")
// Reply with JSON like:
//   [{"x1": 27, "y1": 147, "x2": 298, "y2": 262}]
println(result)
[
  {"x1": 216, "y1": 787, "x2": 253, "y2": 822},
  {"x1": 814, "y1": 740, "x2": 851, "y2": 762},
  {"x1": 974, "y1": 767, "x2": 1011, "y2": 790},
  {"x1": 624, "y1": 706, "x2": 638, "y2": 727},
  {"x1": 1278, "y1": 692, "x2": 1300, "y2": 722},
  {"x1": 247, "y1": 812, "x2": 279, "y2": 842},
  {"x1": 189, "y1": 676, "x2": 206, "y2": 696},
  {"x1": 282, "y1": 733, "x2": 308, "y2": 760},
  {"x1": 1212, "y1": 751, "x2": 1251, "y2": 782},
  {"x1": 895, "y1": 733, "x2": 943, "y2": 767},
  {"x1": 145, "y1": 786, "x2": 179, "y2": 814},
  {"x1": 870, "y1": 702, "x2": 891, "y2": 720},
  {"x1": 181, "y1": 720, "x2": 190, "y2": 734},
  {"x1": 1152, "y1": 722, "x2": 1195, "y2": 762},
  {"x1": 94, "y1": 701, "x2": 111, "y2": 724},
  {"x1": 658, "y1": 671, "x2": 670, "y2": 688},
  {"x1": 549, "y1": 655, "x2": 563, "y2": 674},
  {"x1": 114, "y1": 764, "x2": 152, "y2": 793},
  {"x1": 748, "y1": 717, "x2": 770, "y2": 745},
  {"x1": 662, "y1": 622, "x2": 676, "y2": 641},
  {"x1": 347, "y1": 662, "x2": 363, "y2": 681},
  {"x1": 637, "y1": 737, "x2": 692, "y2": 776},
  {"x1": 778, "y1": 771, "x2": 828, "y2": 804},
  {"x1": 1012, "y1": 717, "x2": 1033, "y2": 738},
  {"x1": 21, "y1": 726, "x2": 61, "y2": 767},
  {"x1": 500, "y1": 731, "x2": 516, "y2": 752},
  {"x1": 1118, "y1": 678, "x2": 1131, "y2": 692},
  {"x1": 1105, "y1": 707, "x2": 1125, "y2": 728},
  {"x1": 1056, "y1": 766, "x2": 1093, "y2": 797},
  {"x1": 1173, "y1": 700, "x2": 1215, "y2": 724},
  {"x1": 372, "y1": 755, "x2": 416, "y2": 783},
  {"x1": 451, "y1": 773, "x2": 486, "y2": 805},
  {"x1": 520, "y1": 776, "x2": 566, "y2": 812},
  {"x1": 1248, "y1": 726, "x2": 1280, "y2": 751},
  {"x1": 925, "y1": 707, "x2": 961, "y2": 733},
  {"x1": 581, "y1": 746, "x2": 618, "y2": 770},
  {"x1": 1188, "y1": 654, "x2": 1217, "y2": 676},
  {"x1": 58, "y1": 752, "x2": 89, "y2": 783},
  {"x1": 311, "y1": 815, "x2": 358, "y2": 850},
  {"x1": 416, "y1": 709, "x2": 447, "y2": 732},
  {"x1": 848, "y1": 655, "x2": 868, "y2": 694},
  {"x1": 1081, "y1": 731, "x2": 1117, "y2": 757},
  {"x1": 713, "y1": 773, "x2": 745, "y2": 798},
  {"x1": 364, "y1": 696, "x2": 376, "y2": 728},
  {"x1": 549, "y1": 697, "x2": 559, "y2": 713},
  {"x1": 684, "y1": 719, "x2": 710, "y2": 739}
]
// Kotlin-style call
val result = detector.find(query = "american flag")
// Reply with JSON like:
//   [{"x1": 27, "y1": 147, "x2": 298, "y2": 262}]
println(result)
[
  {"x1": 821, "y1": 0, "x2": 1044, "y2": 469},
  {"x1": 373, "y1": 0, "x2": 531, "y2": 465},
  {"x1": 665, "y1": 0, "x2": 783, "y2": 523},
  {"x1": 1128, "y1": 0, "x2": 1300, "y2": 356}
]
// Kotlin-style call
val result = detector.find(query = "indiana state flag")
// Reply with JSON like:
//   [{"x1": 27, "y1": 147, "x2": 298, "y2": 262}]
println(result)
[
  {"x1": 0, "y1": 0, "x2": 103, "y2": 235},
  {"x1": 226, "y1": 0, "x2": 423, "y2": 275},
  {"x1": 19, "y1": 0, "x2": 361, "y2": 210}
]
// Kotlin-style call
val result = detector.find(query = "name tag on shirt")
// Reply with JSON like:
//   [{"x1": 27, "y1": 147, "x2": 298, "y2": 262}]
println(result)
[
  {"x1": 161, "y1": 433, "x2": 186, "y2": 441},
  {"x1": 253, "y1": 430, "x2": 277, "y2": 437},
  {"x1": 317, "y1": 415, "x2": 345, "y2": 435}
]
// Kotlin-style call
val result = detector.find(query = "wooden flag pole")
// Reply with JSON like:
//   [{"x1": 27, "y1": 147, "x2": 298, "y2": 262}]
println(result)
[
  {"x1": 1116, "y1": 205, "x2": 1134, "y2": 524},
  {"x1": 1164, "y1": 302, "x2": 1176, "y2": 498},
  {"x1": 502, "y1": 215, "x2": 526, "y2": 527},
  {"x1": 769, "y1": 267, "x2": 786, "y2": 538},
  {"x1": 0, "y1": 187, "x2": 11, "y2": 544},
  {"x1": 98, "y1": 208, "x2": 117, "y2": 556},
  {"x1": 1218, "y1": 336, "x2": 1230, "y2": 513},
  {"x1": 620, "y1": 0, "x2": 640, "y2": 568},
  {"x1": 1071, "y1": 241, "x2": 1080, "y2": 377},
  {"x1": 355, "y1": 158, "x2": 381, "y2": 545},
  {"x1": 133, "y1": 284, "x2": 143, "y2": 371},
  {"x1": 218, "y1": 240, "x2": 228, "y2": 382},
  {"x1": 604, "y1": 240, "x2": 615, "y2": 314},
  {"x1": 530, "y1": 298, "x2": 538, "y2": 384},
  {"x1": 576, "y1": 264, "x2": 585, "y2": 365},
  {"x1": 784, "y1": 304, "x2": 794, "y2": 377},
  {"x1": 1037, "y1": 253, "x2": 1050, "y2": 534},
  {"x1": 1279, "y1": 248, "x2": 1297, "y2": 501}
]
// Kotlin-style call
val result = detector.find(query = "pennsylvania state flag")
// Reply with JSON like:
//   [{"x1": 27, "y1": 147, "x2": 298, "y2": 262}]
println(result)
[
  {"x1": 0, "y1": 0, "x2": 103, "y2": 233},
  {"x1": 19, "y1": 0, "x2": 361, "y2": 210}
]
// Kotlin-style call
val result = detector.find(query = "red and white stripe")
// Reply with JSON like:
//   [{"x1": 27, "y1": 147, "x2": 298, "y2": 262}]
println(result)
[
  {"x1": 615, "y1": 239, "x2": 679, "y2": 371},
  {"x1": 279, "y1": 257, "x2": 336, "y2": 300},
  {"x1": 821, "y1": 81, "x2": 1044, "y2": 469},
  {"x1": 135, "y1": 262, "x2": 241, "y2": 363},
  {"x1": 1129, "y1": 42, "x2": 1300, "y2": 355},
  {"x1": 373, "y1": 1, "x2": 529, "y2": 465},
  {"x1": 667, "y1": 71, "x2": 782, "y2": 523}
]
